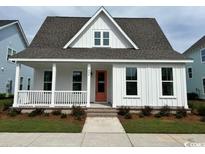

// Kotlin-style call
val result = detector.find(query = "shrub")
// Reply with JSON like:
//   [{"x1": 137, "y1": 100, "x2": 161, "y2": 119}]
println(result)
[
  {"x1": 7, "y1": 109, "x2": 21, "y2": 117},
  {"x1": 118, "y1": 107, "x2": 130, "y2": 116},
  {"x1": 154, "y1": 113, "x2": 161, "y2": 118},
  {"x1": 187, "y1": 93, "x2": 199, "y2": 100},
  {"x1": 43, "y1": 113, "x2": 49, "y2": 117},
  {"x1": 175, "y1": 107, "x2": 187, "y2": 119},
  {"x1": 197, "y1": 106, "x2": 205, "y2": 116},
  {"x1": 124, "y1": 112, "x2": 132, "y2": 119},
  {"x1": 61, "y1": 113, "x2": 67, "y2": 119},
  {"x1": 141, "y1": 106, "x2": 153, "y2": 116},
  {"x1": 159, "y1": 105, "x2": 171, "y2": 117},
  {"x1": 0, "y1": 93, "x2": 6, "y2": 99},
  {"x1": 52, "y1": 110, "x2": 61, "y2": 115},
  {"x1": 200, "y1": 116, "x2": 205, "y2": 122},
  {"x1": 72, "y1": 106, "x2": 85, "y2": 120},
  {"x1": 28, "y1": 108, "x2": 44, "y2": 117},
  {"x1": 2, "y1": 101, "x2": 13, "y2": 111},
  {"x1": 139, "y1": 112, "x2": 144, "y2": 118}
]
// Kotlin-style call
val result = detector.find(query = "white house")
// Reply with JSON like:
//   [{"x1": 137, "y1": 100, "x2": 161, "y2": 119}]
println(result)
[
  {"x1": 10, "y1": 7, "x2": 191, "y2": 109},
  {"x1": 0, "y1": 20, "x2": 33, "y2": 94}
]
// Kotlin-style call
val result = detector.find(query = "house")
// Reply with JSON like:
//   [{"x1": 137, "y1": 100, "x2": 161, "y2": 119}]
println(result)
[
  {"x1": 10, "y1": 7, "x2": 192, "y2": 108},
  {"x1": 184, "y1": 36, "x2": 205, "y2": 99},
  {"x1": 0, "y1": 20, "x2": 33, "y2": 95}
]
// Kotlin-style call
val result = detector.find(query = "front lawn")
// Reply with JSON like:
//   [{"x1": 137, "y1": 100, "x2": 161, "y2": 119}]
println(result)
[{"x1": 119, "y1": 115, "x2": 205, "y2": 133}]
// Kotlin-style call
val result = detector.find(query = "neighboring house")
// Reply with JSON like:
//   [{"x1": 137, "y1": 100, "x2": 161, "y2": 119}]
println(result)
[
  {"x1": 10, "y1": 7, "x2": 191, "y2": 108},
  {"x1": 0, "y1": 20, "x2": 33, "y2": 94},
  {"x1": 184, "y1": 36, "x2": 205, "y2": 99}
]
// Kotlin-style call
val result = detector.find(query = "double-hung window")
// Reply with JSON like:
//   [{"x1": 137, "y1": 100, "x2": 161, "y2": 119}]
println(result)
[
  {"x1": 44, "y1": 71, "x2": 52, "y2": 91},
  {"x1": 126, "y1": 67, "x2": 138, "y2": 96},
  {"x1": 72, "y1": 71, "x2": 82, "y2": 91},
  {"x1": 27, "y1": 78, "x2": 31, "y2": 90},
  {"x1": 161, "y1": 67, "x2": 174, "y2": 96},
  {"x1": 94, "y1": 31, "x2": 109, "y2": 47},
  {"x1": 202, "y1": 78, "x2": 205, "y2": 94},
  {"x1": 188, "y1": 67, "x2": 192, "y2": 79},
  {"x1": 7, "y1": 48, "x2": 17, "y2": 62},
  {"x1": 201, "y1": 49, "x2": 205, "y2": 63},
  {"x1": 20, "y1": 77, "x2": 23, "y2": 90}
]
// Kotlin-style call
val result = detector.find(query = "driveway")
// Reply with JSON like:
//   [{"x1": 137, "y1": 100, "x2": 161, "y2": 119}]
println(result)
[{"x1": 0, "y1": 117, "x2": 205, "y2": 147}]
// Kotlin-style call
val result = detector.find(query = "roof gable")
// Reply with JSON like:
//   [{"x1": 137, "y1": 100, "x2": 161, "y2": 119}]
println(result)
[{"x1": 64, "y1": 7, "x2": 138, "y2": 49}]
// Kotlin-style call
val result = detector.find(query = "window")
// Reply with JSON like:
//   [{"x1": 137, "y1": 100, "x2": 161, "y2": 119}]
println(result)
[
  {"x1": 161, "y1": 67, "x2": 174, "y2": 96},
  {"x1": 201, "y1": 49, "x2": 205, "y2": 63},
  {"x1": 94, "y1": 31, "x2": 109, "y2": 47},
  {"x1": 126, "y1": 68, "x2": 138, "y2": 95},
  {"x1": 72, "y1": 71, "x2": 82, "y2": 91},
  {"x1": 6, "y1": 80, "x2": 12, "y2": 94},
  {"x1": 7, "y1": 48, "x2": 16, "y2": 62},
  {"x1": 44, "y1": 71, "x2": 52, "y2": 91},
  {"x1": 20, "y1": 77, "x2": 23, "y2": 90},
  {"x1": 27, "y1": 78, "x2": 31, "y2": 90},
  {"x1": 203, "y1": 78, "x2": 205, "y2": 94},
  {"x1": 188, "y1": 67, "x2": 192, "y2": 79}
]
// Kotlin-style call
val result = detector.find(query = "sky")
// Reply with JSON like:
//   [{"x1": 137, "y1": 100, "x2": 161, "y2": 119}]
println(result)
[{"x1": 0, "y1": 6, "x2": 205, "y2": 53}]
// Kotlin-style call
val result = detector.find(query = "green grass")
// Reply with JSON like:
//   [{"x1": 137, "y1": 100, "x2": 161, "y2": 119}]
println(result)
[
  {"x1": 121, "y1": 118, "x2": 205, "y2": 133},
  {"x1": 0, "y1": 119, "x2": 82, "y2": 132}
]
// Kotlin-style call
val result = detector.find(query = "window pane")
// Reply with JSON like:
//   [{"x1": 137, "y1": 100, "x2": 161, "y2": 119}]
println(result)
[
  {"x1": 44, "y1": 83, "x2": 52, "y2": 91},
  {"x1": 202, "y1": 55, "x2": 205, "y2": 62},
  {"x1": 13, "y1": 50, "x2": 17, "y2": 55},
  {"x1": 95, "y1": 39, "x2": 100, "y2": 45},
  {"x1": 203, "y1": 79, "x2": 205, "y2": 93},
  {"x1": 73, "y1": 83, "x2": 81, "y2": 91},
  {"x1": 73, "y1": 71, "x2": 82, "y2": 82},
  {"x1": 162, "y1": 68, "x2": 173, "y2": 81},
  {"x1": 8, "y1": 48, "x2": 12, "y2": 55},
  {"x1": 44, "y1": 71, "x2": 52, "y2": 82},
  {"x1": 162, "y1": 82, "x2": 173, "y2": 96},
  {"x1": 98, "y1": 83, "x2": 104, "y2": 92},
  {"x1": 188, "y1": 68, "x2": 192, "y2": 78},
  {"x1": 126, "y1": 82, "x2": 137, "y2": 95},
  {"x1": 94, "y1": 32, "x2": 101, "y2": 38},
  {"x1": 103, "y1": 39, "x2": 109, "y2": 46},
  {"x1": 103, "y1": 32, "x2": 109, "y2": 38},
  {"x1": 201, "y1": 49, "x2": 205, "y2": 56},
  {"x1": 126, "y1": 68, "x2": 137, "y2": 80}
]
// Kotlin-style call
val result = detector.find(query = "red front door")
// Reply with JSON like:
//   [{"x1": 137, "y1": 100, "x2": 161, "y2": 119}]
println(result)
[{"x1": 96, "y1": 70, "x2": 107, "y2": 102}]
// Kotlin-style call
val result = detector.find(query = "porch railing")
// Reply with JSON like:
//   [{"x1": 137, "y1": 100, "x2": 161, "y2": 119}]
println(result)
[{"x1": 17, "y1": 90, "x2": 87, "y2": 107}]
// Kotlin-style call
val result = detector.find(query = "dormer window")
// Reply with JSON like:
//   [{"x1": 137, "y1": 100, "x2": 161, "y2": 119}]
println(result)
[{"x1": 94, "y1": 31, "x2": 110, "y2": 47}]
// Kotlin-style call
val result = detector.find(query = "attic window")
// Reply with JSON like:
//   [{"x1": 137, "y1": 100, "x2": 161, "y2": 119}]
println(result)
[
  {"x1": 201, "y1": 49, "x2": 205, "y2": 63},
  {"x1": 94, "y1": 31, "x2": 109, "y2": 47}
]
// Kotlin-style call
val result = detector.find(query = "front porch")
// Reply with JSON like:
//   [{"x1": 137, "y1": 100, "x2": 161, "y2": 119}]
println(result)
[{"x1": 13, "y1": 62, "x2": 113, "y2": 108}]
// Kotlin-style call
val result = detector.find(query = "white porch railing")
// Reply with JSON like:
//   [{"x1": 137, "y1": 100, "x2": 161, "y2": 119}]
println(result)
[{"x1": 17, "y1": 90, "x2": 87, "y2": 107}]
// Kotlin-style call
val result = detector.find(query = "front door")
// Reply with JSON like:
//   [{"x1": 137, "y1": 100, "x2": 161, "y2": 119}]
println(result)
[{"x1": 96, "y1": 70, "x2": 107, "y2": 102}]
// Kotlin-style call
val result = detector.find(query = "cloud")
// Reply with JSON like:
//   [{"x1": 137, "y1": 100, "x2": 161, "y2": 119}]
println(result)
[{"x1": 0, "y1": 6, "x2": 205, "y2": 52}]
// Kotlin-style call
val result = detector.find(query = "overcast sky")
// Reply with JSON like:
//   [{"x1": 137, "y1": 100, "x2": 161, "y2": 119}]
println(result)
[{"x1": 0, "y1": 6, "x2": 205, "y2": 53}]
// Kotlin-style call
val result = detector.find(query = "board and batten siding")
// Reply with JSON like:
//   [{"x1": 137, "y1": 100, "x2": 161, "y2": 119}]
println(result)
[
  {"x1": 69, "y1": 13, "x2": 133, "y2": 48},
  {"x1": 112, "y1": 63, "x2": 188, "y2": 108}
]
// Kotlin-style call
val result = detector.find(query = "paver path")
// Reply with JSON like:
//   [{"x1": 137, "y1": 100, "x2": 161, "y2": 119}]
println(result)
[{"x1": 82, "y1": 117, "x2": 125, "y2": 133}]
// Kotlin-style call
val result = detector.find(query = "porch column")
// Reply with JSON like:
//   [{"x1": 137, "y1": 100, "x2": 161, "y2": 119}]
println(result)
[
  {"x1": 13, "y1": 63, "x2": 21, "y2": 107},
  {"x1": 51, "y1": 63, "x2": 56, "y2": 107},
  {"x1": 87, "y1": 64, "x2": 91, "y2": 107}
]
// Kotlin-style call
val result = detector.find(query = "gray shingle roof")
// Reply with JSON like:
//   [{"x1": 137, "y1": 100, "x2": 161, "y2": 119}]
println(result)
[
  {"x1": 12, "y1": 16, "x2": 187, "y2": 60},
  {"x1": 0, "y1": 20, "x2": 17, "y2": 27},
  {"x1": 184, "y1": 36, "x2": 205, "y2": 55}
]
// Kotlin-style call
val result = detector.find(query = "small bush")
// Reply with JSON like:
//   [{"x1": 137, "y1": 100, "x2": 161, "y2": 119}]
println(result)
[
  {"x1": 7, "y1": 109, "x2": 21, "y2": 117},
  {"x1": 2, "y1": 101, "x2": 13, "y2": 111},
  {"x1": 175, "y1": 107, "x2": 187, "y2": 119},
  {"x1": 187, "y1": 93, "x2": 199, "y2": 100},
  {"x1": 141, "y1": 106, "x2": 153, "y2": 116},
  {"x1": 28, "y1": 108, "x2": 44, "y2": 117},
  {"x1": 124, "y1": 112, "x2": 132, "y2": 119},
  {"x1": 0, "y1": 93, "x2": 6, "y2": 99},
  {"x1": 52, "y1": 110, "x2": 61, "y2": 116},
  {"x1": 118, "y1": 107, "x2": 130, "y2": 116},
  {"x1": 61, "y1": 113, "x2": 67, "y2": 119},
  {"x1": 197, "y1": 106, "x2": 205, "y2": 116},
  {"x1": 159, "y1": 105, "x2": 171, "y2": 116},
  {"x1": 43, "y1": 113, "x2": 49, "y2": 117},
  {"x1": 72, "y1": 106, "x2": 85, "y2": 120},
  {"x1": 200, "y1": 116, "x2": 205, "y2": 122},
  {"x1": 139, "y1": 112, "x2": 145, "y2": 118},
  {"x1": 154, "y1": 113, "x2": 161, "y2": 118}
]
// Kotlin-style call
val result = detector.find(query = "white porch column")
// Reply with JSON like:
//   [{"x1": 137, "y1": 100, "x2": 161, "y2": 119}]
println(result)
[
  {"x1": 13, "y1": 63, "x2": 21, "y2": 107},
  {"x1": 112, "y1": 64, "x2": 116, "y2": 108},
  {"x1": 51, "y1": 63, "x2": 56, "y2": 107},
  {"x1": 87, "y1": 64, "x2": 91, "y2": 107}
]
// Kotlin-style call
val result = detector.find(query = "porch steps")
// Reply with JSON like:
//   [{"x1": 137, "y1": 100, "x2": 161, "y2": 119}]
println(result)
[{"x1": 86, "y1": 108, "x2": 118, "y2": 117}]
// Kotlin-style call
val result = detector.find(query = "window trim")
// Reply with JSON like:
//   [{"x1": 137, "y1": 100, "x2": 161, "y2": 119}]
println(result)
[
  {"x1": 187, "y1": 66, "x2": 193, "y2": 79},
  {"x1": 200, "y1": 48, "x2": 205, "y2": 64},
  {"x1": 43, "y1": 70, "x2": 52, "y2": 91},
  {"x1": 124, "y1": 67, "x2": 139, "y2": 98},
  {"x1": 93, "y1": 30, "x2": 110, "y2": 48},
  {"x1": 160, "y1": 67, "x2": 176, "y2": 98},
  {"x1": 7, "y1": 47, "x2": 17, "y2": 63},
  {"x1": 202, "y1": 77, "x2": 205, "y2": 95},
  {"x1": 72, "y1": 70, "x2": 83, "y2": 91}
]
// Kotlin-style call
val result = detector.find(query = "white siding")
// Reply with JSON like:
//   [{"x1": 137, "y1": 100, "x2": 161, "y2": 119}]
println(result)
[
  {"x1": 113, "y1": 63, "x2": 188, "y2": 108},
  {"x1": 70, "y1": 12, "x2": 133, "y2": 48}
]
